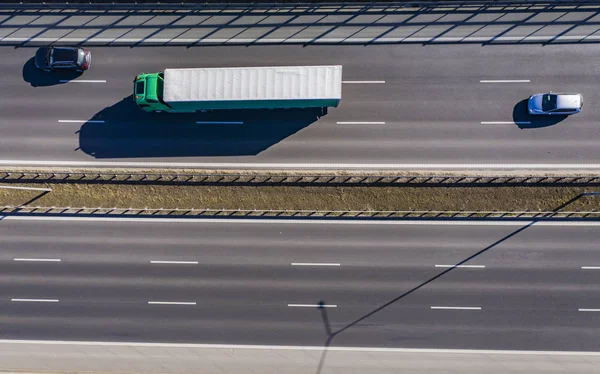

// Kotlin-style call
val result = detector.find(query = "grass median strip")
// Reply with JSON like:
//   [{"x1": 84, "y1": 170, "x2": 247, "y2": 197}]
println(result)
[{"x1": 0, "y1": 183, "x2": 599, "y2": 213}]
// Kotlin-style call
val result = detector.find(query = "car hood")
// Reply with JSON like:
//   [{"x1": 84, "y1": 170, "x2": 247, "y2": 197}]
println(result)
[
  {"x1": 528, "y1": 94, "x2": 543, "y2": 111},
  {"x1": 35, "y1": 47, "x2": 49, "y2": 68}
]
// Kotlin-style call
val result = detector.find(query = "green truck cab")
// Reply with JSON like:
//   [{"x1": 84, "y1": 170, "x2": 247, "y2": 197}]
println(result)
[{"x1": 133, "y1": 72, "x2": 170, "y2": 113}]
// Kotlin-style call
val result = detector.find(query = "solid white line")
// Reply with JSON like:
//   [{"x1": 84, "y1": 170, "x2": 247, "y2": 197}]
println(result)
[
  {"x1": 0, "y1": 185, "x2": 52, "y2": 192},
  {"x1": 435, "y1": 265, "x2": 485, "y2": 268},
  {"x1": 2, "y1": 339, "x2": 600, "y2": 355},
  {"x1": 431, "y1": 306, "x2": 481, "y2": 310},
  {"x1": 150, "y1": 261, "x2": 198, "y2": 265},
  {"x1": 11, "y1": 299, "x2": 59, "y2": 303},
  {"x1": 2, "y1": 160, "x2": 600, "y2": 170},
  {"x1": 6, "y1": 34, "x2": 600, "y2": 44},
  {"x1": 581, "y1": 267, "x2": 600, "y2": 270},
  {"x1": 58, "y1": 120, "x2": 104, "y2": 124},
  {"x1": 59, "y1": 80, "x2": 106, "y2": 83},
  {"x1": 3, "y1": 339, "x2": 599, "y2": 356},
  {"x1": 481, "y1": 121, "x2": 531, "y2": 125},
  {"x1": 480, "y1": 80, "x2": 530, "y2": 83},
  {"x1": 288, "y1": 304, "x2": 337, "y2": 308},
  {"x1": 196, "y1": 121, "x2": 244, "y2": 125},
  {"x1": 148, "y1": 301, "x2": 196, "y2": 305},
  {"x1": 3, "y1": 216, "x2": 600, "y2": 227},
  {"x1": 336, "y1": 122, "x2": 386, "y2": 125},
  {"x1": 291, "y1": 263, "x2": 341, "y2": 266},
  {"x1": 342, "y1": 81, "x2": 386, "y2": 84},
  {"x1": 579, "y1": 309, "x2": 600, "y2": 312},
  {"x1": 14, "y1": 258, "x2": 61, "y2": 262}
]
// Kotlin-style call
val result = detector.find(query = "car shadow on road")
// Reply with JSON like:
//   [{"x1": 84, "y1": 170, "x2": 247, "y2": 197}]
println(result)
[
  {"x1": 513, "y1": 99, "x2": 568, "y2": 129},
  {"x1": 78, "y1": 95, "x2": 324, "y2": 158},
  {"x1": 22, "y1": 57, "x2": 82, "y2": 87}
]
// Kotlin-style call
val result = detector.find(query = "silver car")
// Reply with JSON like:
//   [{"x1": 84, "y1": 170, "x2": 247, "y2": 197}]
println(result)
[{"x1": 528, "y1": 92, "x2": 583, "y2": 115}]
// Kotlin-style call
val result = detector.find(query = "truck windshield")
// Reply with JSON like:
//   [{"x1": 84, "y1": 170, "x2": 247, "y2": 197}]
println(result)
[
  {"x1": 135, "y1": 81, "x2": 145, "y2": 95},
  {"x1": 156, "y1": 75, "x2": 165, "y2": 103}
]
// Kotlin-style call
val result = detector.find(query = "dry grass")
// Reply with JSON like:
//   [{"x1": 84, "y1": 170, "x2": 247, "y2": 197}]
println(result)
[{"x1": 0, "y1": 184, "x2": 599, "y2": 212}]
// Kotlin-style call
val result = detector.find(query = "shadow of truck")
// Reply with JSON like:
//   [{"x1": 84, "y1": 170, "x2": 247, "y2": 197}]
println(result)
[{"x1": 79, "y1": 96, "x2": 324, "y2": 158}]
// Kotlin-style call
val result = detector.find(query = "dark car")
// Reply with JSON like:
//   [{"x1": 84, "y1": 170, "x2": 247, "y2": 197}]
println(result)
[{"x1": 35, "y1": 46, "x2": 91, "y2": 72}]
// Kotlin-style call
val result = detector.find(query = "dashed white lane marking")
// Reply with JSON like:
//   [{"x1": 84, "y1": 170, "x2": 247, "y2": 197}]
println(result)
[
  {"x1": 481, "y1": 121, "x2": 531, "y2": 125},
  {"x1": 148, "y1": 301, "x2": 196, "y2": 305},
  {"x1": 14, "y1": 258, "x2": 61, "y2": 262},
  {"x1": 291, "y1": 263, "x2": 341, "y2": 266},
  {"x1": 435, "y1": 265, "x2": 485, "y2": 268},
  {"x1": 58, "y1": 120, "x2": 104, "y2": 124},
  {"x1": 4, "y1": 215, "x2": 600, "y2": 227},
  {"x1": 431, "y1": 306, "x2": 481, "y2": 310},
  {"x1": 0, "y1": 186, "x2": 52, "y2": 192},
  {"x1": 480, "y1": 80, "x2": 530, "y2": 83},
  {"x1": 581, "y1": 266, "x2": 600, "y2": 270},
  {"x1": 2, "y1": 160, "x2": 600, "y2": 170},
  {"x1": 288, "y1": 304, "x2": 337, "y2": 308},
  {"x1": 342, "y1": 81, "x2": 386, "y2": 84},
  {"x1": 196, "y1": 121, "x2": 244, "y2": 125},
  {"x1": 579, "y1": 309, "x2": 600, "y2": 312},
  {"x1": 150, "y1": 261, "x2": 198, "y2": 264},
  {"x1": 59, "y1": 80, "x2": 107, "y2": 83},
  {"x1": 336, "y1": 121, "x2": 386, "y2": 125},
  {"x1": 11, "y1": 299, "x2": 59, "y2": 303}
]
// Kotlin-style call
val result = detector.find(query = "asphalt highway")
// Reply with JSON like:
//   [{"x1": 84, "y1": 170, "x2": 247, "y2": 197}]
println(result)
[
  {"x1": 1, "y1": 43, "x2": 599, "y2": 167},
  {"x1": 1, "y1": 217, "x2": 600, "y2": 351}
]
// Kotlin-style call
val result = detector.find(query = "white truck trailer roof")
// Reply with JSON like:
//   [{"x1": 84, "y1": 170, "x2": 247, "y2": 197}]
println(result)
[{"x1": 163, "y1": 65, "x2": 342, "y2": 103}]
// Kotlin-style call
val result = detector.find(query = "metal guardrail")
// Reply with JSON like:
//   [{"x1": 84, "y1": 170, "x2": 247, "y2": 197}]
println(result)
[
  {"x1": 1, "y1": 171, "x2": 600, "y2": 187},
  {"x1": 2, "y1": 205, "x2": 599, "y2": 219},
  {"x1": 3, "y1": 0, "x2": 600, "y2": 9}
]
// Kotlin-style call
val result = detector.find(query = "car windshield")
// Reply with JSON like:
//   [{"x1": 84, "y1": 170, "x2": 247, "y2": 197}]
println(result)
[{"x1": 542, "y1": 94, "x2": 558, "y2": 112}]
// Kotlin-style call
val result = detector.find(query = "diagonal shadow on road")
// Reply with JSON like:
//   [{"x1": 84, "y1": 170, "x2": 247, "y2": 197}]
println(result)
[{"x1": 313, "y1": 191, "x2": 600, "y2": 374}]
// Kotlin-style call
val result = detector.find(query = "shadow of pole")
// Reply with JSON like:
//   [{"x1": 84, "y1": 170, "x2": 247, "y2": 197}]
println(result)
[
  {"x1": 314, "y1": 190, "x2": 600, "y2": 374},
  {"x1": 2, "y1": 189, "x2": 52, "y2": 215},
  {"x1": 19, "y1": 190, "x2": 50, "y2": 207},
  {"x1": 316, "y1": 301, "x2": 334, "y2": 374},
  {"x1": 331, "y1": 220, "x2": 537, "y2": 336},
  {"x1": 319, "y1": 301, "x2": 333, "y2": 336}
]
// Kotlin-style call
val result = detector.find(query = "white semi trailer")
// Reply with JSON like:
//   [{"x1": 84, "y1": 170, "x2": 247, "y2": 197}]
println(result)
[{"x1": 134, "y1": 65, "x2": 343, "y2": 113}]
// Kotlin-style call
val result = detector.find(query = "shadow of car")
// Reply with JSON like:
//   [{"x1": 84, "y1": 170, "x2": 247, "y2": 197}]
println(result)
[
  {"x1": 79, "y1": 95, "x2": 325, "y2": 158},
  {"x1": 513, "y1": 99, "x2": 567, "y2": 129},
  {"x1": 22, "y1": 57, "x2": 82, "y2": 87}
]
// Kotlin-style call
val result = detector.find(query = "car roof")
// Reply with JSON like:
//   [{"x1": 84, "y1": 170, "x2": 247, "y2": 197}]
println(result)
[
  {"x1": 51, "y1": 47, "x2": 78, "y2": 62},
  {"x1": 555, "y1": 93, "x2": 581, "y2": 109}
]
